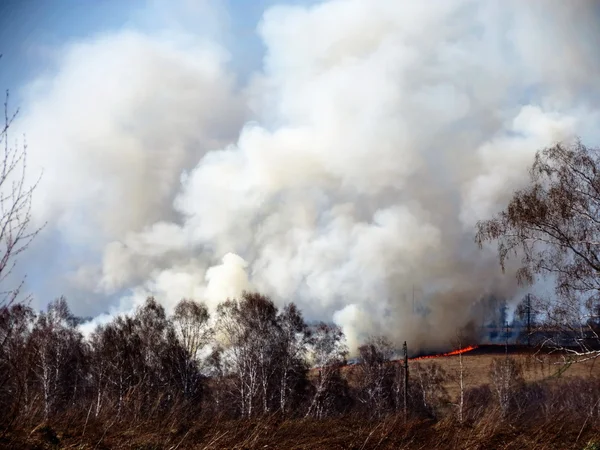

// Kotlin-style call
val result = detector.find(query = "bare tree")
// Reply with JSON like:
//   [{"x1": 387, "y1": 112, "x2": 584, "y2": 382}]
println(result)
[
  {"x1": 488, "y1": 357, "x2": 523, "y2": 417},
  {"x1": 203, "y1": 345, "x2": 232, "y2": 416},
  {"x1": 276, "y1": 303, "x2": 310, "y2": 415},
  {"x1": 0, "y1": 67, "x2": 44, "y2": 427},
  {"x1": 216, "y1": 292, "x2": 283, "y2": 418},
  {"x1": 450, "y1": 331, "x2": 470, "y2": 423},
  {"x1": 514, "y1": 294, "x2": 537, "y2": 346},
  {"x1": 87, "y1": 297, "x2": 188, "y2": 420},
  {"x1": 210, "y1": 296, "x2": 310, "y2": 418},
  {"x1": 0, "y1": 302, "x2": 34, "y2": 426},
  {"x1": 88, "y1": 327, "x2": 110, "y2": 418},
  {"x1": 476, "y1": 140, "x2": 600, "y2": 361},
  {"x1": 0, "y1": 88, "x2": 43, "y2": 307},
  {"x1": 305, "y1": 322, "x2": 350, "y2": 419},
  {"x1": 172, "y1": 299, "x2": 212, "y2": 360},
  {"x1": 355, "y1": 335, "x2": 396, "y2": 418},
  {"x1": 161, "y1": 326, "x2": 205, "y2": 414},
  {"x1": 29, "y1": 297, "x2": 85, "y2": 420},
  {"x1": 412, "y1": 362, "x2": 449, "y2": 419},
  {"x1": 91, "y1": 315, "x2": 144, "y2": 418}
]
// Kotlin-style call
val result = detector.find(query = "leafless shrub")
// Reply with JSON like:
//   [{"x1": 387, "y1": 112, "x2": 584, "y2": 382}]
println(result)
[
  {"x1": 511, "y1": 381, "x2": 548, "y2": 421},
  {"x1": 546, "y1": 377, "x2": 600, "y2": 422},
  {"x1": 463, "y1": 384, "x2": 494, "y2": 423},
  {"x1": 411, "y1": 362, "x2": 449, "y2": 419}
]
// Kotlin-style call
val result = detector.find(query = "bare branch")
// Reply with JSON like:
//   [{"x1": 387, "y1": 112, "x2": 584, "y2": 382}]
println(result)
[
  {"x1": 477, "y1": 139, "x2": 600, "y2": 360},
  {"x1": 0, "y1": 90, "x2": 45, "y2": 307}
]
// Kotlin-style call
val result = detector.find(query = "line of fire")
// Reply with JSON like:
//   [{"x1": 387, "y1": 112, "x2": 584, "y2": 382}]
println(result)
[{"x1": 338, "y1": 291, "x2": 600, "y2": 367}]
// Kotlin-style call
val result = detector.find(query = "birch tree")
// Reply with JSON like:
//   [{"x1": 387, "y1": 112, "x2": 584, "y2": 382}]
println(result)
[
  {"x1": 29, "y1": 298, "x2": 84, "y2": 419},
  {"x1": 355, "y1": 335, "x2": 395, "y2": 417},
  {"x1": 216, "y1": 292, "x2": 282, "y2": 417},
  {"x1": 276, "y1": 303, "x2": 310, "y2": 415},
  {"x1": 477, "y1": 140, "x2": 600, "y2": 361},
  {"x1": 489, "y1": 357, "x2": 523, "y2": 417},
  {"x1": 0, "y1": 303, "x2": 34, "y2": 424},
  {"x1": 450, "y1": 331, "x2": 472, "y2": 423},
  {"x1": 172, "y1": 299, "x2": 212, "y2": 360},
  {"x1": 305, "y1": 323, "x2": 350, "y2": 419}
]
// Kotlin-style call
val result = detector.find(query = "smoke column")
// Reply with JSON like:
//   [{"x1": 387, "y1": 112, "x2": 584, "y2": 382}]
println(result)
[{"x1": 14, "y1": 0, "x2": 600, "y2": 352}]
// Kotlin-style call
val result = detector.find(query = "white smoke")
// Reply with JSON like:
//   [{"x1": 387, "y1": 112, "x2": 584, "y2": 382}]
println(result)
[{"x1": 14, "y1": 0, "x2": 600, "y2": 351}]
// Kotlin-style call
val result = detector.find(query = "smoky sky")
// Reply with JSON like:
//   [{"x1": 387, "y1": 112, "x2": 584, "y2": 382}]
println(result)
[{"x1": 4, "y1": 0, "x2": 600, "y2": 352}]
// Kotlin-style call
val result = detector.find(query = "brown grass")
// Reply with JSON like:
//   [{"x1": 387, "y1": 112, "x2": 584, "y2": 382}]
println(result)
[
  {"x1": 3, "y1": 413, "x2": 599, "y2": 449},
  {"x1": 410, "y1": 350, "x2": 600, "y2": 399},
  {"x1": 3, "y1": 350, "x2": 599, "y2": 449}
]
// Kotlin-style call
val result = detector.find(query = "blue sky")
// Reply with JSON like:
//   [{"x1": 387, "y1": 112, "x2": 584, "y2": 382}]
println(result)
[
  {"x1": 1, "y1": 0, "x2": 131, "y2": 95},
  {"x1": 0, "y1": 0, "x2": 320, "y2": 102}
]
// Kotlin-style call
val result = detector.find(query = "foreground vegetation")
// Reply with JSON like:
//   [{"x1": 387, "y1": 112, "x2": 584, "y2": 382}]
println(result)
[
  {"x1": 4, "y1": 413, "x2": 600, "y2": 449},
  {"x1": 1, "y1": 293, "x2": 600, "y2": 449}
]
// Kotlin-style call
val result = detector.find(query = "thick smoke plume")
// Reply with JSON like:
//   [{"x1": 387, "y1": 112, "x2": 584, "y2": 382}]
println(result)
[{"x1": 14, "y1": 0, "x2": 600, "y2": 352}]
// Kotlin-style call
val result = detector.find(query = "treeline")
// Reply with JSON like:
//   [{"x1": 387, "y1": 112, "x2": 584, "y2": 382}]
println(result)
[{"x1": 1, "y1": 293, "x2": 599, "y2": 437}]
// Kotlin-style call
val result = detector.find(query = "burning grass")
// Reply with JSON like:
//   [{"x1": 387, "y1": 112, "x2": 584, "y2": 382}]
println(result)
[{"x1": 409, "y1": 344, "x2": 479, "y2": 361}]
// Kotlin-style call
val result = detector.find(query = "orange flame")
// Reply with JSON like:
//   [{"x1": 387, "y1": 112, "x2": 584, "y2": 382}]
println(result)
[{"x1": 409, "y1": 344, "x2": 478, "y2": 361}]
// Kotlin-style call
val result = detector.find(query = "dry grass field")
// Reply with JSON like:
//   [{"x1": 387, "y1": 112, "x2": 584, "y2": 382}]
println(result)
[
  {"x1": 6, "y1": 407, "x2": 600, "y2": 450},
  {"x1": 4, "y1": 345, "x2": 600, "y2": 449},
  {"x1": 409, "y1": 346, "x2": 600, "y2": 399}
]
